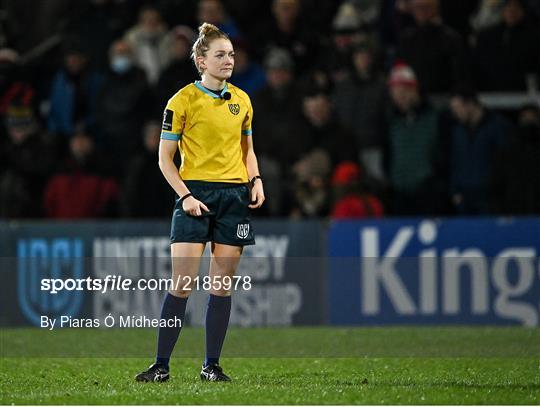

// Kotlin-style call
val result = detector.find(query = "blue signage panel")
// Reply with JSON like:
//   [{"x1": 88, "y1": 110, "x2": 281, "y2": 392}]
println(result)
[
  {"x1": 1, "y1": 220, "x2": 326, "y2": 327},
  {"x1": 328, "y1": 218, "x2": 540, "y2": 326}
]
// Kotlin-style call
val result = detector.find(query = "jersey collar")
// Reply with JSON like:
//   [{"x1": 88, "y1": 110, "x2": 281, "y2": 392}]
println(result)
[{"x1": 194, "y1": 80, "x2": 229, "y2": 99}]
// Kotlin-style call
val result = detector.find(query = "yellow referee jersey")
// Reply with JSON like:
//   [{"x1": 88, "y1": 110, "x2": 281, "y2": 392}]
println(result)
[{"x1": 160, "y1": 81, "x2": 252, "y2": 183}]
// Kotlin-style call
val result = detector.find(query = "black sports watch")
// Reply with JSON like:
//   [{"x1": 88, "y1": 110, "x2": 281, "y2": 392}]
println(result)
[{"x1": 250, "y1": 175, "x2": 263, "y2": 186}]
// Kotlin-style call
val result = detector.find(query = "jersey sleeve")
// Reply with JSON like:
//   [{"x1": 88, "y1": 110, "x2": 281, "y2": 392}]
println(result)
[
  {"x1": 241, "y1": 96, "x2": 253, "y2": 136},
  {"x1": 160, "y1": 94, "x2": 186, "y2": 141}
]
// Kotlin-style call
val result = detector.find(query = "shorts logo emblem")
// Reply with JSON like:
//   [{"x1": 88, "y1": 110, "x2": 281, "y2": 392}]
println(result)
[
  {"x1": 236, "y1": 224, "x2": 249, "y2": 239},
  {"x1": 228, "y1": 104, "x2": 240, "y2": 115}
]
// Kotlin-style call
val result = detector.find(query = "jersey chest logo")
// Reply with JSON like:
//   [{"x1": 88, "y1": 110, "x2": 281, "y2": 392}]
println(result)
[{"x1": 228, "y1": 104, "x2": 240, "y2": 115}]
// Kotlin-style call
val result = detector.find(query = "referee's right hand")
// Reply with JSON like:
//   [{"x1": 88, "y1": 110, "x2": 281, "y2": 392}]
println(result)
[{"x1": 182, "y1": 196, "x2": 210, "y2": 217}]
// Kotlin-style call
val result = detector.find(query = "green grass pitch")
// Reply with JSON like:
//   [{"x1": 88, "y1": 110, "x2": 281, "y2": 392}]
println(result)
[{"x1": 1, "y1": 327, "x2": 539, "y2": 404}]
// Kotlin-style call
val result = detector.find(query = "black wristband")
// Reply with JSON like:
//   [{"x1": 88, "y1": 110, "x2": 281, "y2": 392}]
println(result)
[
  {"x1": 250, "y1": 175, "x2": 263, "y2": 185},
  {"x1": 179, "y1": 193, "x2": 193, "y2": 202}
]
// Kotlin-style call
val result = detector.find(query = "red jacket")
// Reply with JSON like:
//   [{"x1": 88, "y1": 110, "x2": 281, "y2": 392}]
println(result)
[
  {"x1": 331, "y1": 194, "x2": 384, "y2": 219},
  {"x1": 44, "y1": 172, "x2": 118, "y2": 218}
]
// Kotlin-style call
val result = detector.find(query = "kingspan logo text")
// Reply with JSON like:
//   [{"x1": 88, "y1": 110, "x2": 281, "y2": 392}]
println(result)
[{"x1": 360, "y1": 221, "x2": 539, "y2": 326}]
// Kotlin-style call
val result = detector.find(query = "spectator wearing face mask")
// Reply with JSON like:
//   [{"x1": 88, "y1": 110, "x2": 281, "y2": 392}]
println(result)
[
  {"x1": 491, "y1": 104, "x2": 540, "y2": 214},
  {"x1": 95, "y1": 39, "x2": 150, "y2": 173}
]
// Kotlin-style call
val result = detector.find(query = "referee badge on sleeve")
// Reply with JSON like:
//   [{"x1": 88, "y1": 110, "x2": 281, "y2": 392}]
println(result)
[{"x1": 162, "y1": 109, "x2": 173, "y2": 131}]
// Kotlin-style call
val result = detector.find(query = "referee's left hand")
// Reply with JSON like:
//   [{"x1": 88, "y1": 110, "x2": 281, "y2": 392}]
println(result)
[{"x1": 249, "y1": 180, "x2": 265, "y2": 209}]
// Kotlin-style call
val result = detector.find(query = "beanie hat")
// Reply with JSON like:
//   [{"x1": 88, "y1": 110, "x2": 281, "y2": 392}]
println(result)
[
  {"x1": 332, "y1": 161, "x2": 362, "y2": 186},
  {"x1": 388, "y1": 61, "x2": 418, "y2": 88},
  {"x1": 333, "y1": 2, "x2": 361, "y2": 33}
]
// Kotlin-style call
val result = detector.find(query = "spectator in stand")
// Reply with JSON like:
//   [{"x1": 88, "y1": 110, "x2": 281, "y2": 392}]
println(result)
[
  {"x1": 288, "y1": 149, "x2": 332, "y2": 218},
  {"x1": 2, "y1": 0, "x2": 80, "y2": 54},
  {"x1": 330, "y1": 161, "x2": 384, "y2": 219},
  {"x1": 95, "y1": 39, "x2": 150, "y2": 172},
  {"x1": 323, "y1": 2, "x2": 363, "y2": 83},
  {"x1": 229, "y1": 39, "x2": 266, "y2": 97},
  {"x1": 320, "y1": 1, "x2": 382, "y2": 83},
  {"x1": 379, "y1": 0, "x2": 416, "y2": 50},
  {"x1": 121, "y1": 121, "x2": 173, "y2": 218},
  {"x1": 0, "y1": 105, "x2": 56, "y2": 218},
  {"x1": 124, "y1": 5, "x2": 169, "y2": 85},
  {"x1": 253, "y1": 0, "x2": 318, "y2": 73},
  {"x1": 449, "y1": 89, "x2": 511, "y2": 214},
  {"x1": 524, "y1": 0, "x2": 540, "y2": 20},
  {"x1": 491, "y1": 104, "x2": 540, "y2": 214},
  {"x1": 385, "y1": 63, "x2": 448, "y2": 215},
  {"x1": 252, "y1": 48, "x2": 303, "y2": 171},
  {"x1": 333, "y1": 38, "x2": 387, "y2": 182},
  {"x1": 44, "y1": 128, "x2": 118, "y2": 218},
  {"x1": 437, "y1": 0, "x2": 480, "y2": 38},
  {"x1": 155, "y1": 25, "x2": 198, "y2": 112},
  {"x1": 470, "y1": 0, "x2": 505, "y2": 32},
  {"x1": 299, "y1": 0, "x2": 341, "y2": 32},
  {"x1": 65, "y1": 0, "x2": 134, "y2": 71},
  {"x1": 297, "y1": 88, "x2": 358, "y2": 168},
  {"x1": 0, "y1": 48, "x2": 39, "y2": 150},
  {"x1": 0, "y1": 49, "x2": 36, "y2": 118},
  {"x1": 252, "y1": 48, "x2": 303, "y2": 216},
  {"x1": 396, "y1": 0, "x2": 468, "y2": 93},
  {"x1": 197, "y1": 0, "x2": 242, "y2": 39},
  {"x1": 156, "y1": 0, "x2": 197, "y2": 28},
  {"x1": 47, "y1": 43, "x2": 102, "y2": 139},
  {"x1": 472, "y1": 0, "x2": 540, "y2": 91},
  {"x1": 346, "y1": 0, "x2": 381, "y2": 31}
]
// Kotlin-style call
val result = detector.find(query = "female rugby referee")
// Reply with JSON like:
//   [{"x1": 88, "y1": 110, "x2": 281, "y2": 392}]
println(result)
[{"x1": 135, "y1": 23, "x2": 264, "y2": 383}]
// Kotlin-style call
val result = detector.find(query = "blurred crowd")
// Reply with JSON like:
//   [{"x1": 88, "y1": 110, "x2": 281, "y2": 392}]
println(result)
[{"x1": 1, "y1": 0, "x2": 540, "y2": 219}]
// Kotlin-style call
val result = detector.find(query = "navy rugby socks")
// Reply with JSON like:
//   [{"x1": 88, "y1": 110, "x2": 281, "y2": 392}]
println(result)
[
  {"x1": 204, "y1": 294, "x2": 232, "y2": 367},
  {"x1": 155, "y1": 292, "x2": 188, "y2": 370}
]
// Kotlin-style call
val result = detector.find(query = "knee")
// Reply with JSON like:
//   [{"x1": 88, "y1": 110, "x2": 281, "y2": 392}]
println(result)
[
  {"x1": 168, "y1": 289, "x2": 191, "y2": 298},
  {"x1": 209, "y1": 288, "x2": 231, "y2": 297}
]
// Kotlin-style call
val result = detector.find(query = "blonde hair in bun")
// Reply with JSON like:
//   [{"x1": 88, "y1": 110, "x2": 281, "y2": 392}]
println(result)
[{"x1": 191, "y1": 23, "x2": 230, "y2": 74}]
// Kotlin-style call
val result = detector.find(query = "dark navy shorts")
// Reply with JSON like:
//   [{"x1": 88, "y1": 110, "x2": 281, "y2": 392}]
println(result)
[{"x1": 170, "y1": 181, "x2": 255, "y2": 246}]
